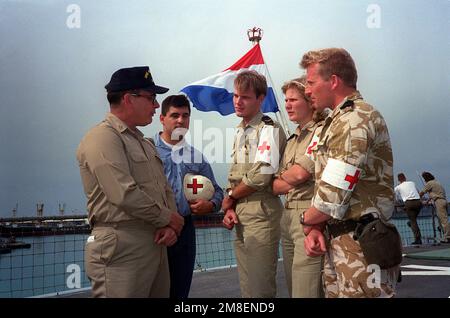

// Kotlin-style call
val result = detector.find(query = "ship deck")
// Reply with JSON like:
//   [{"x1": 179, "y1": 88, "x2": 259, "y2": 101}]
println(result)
[{"x1": 52, "y1": 244, "x2": 450, "y2": 298}]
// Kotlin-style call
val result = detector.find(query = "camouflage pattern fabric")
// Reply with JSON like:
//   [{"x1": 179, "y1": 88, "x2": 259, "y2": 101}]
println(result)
[
  {"x1": 311, "y1": 92, "x2": 395, "y2": 221},
  {"x1": 310, "y1": 92, "x2": 399, "y2": 297},
  {"x1": 323, "y1": 232, "x2": 398, "y2": 298}
]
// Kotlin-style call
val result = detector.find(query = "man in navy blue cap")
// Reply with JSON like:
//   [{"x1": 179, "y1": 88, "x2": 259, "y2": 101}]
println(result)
[
  {"x1": 105, "y1": 66, "x2": 170, "y2": 94},
  {"x1": 77, "y1": 66, "x2": 184, "y2": 297}
]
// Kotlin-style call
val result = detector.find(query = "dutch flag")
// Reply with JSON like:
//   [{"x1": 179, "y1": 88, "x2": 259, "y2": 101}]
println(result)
[{"x1": 180, "y1": 44, "x2": 279, "y2": 115}]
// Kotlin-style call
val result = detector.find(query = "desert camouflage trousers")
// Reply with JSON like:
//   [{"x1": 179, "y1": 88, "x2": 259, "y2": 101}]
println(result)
[{"x1": 323, "y1": 232, "x2": 399, "y2": 298}]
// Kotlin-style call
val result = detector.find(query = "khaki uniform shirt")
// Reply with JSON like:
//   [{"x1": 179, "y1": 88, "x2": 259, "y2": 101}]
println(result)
[
  {"x1": 227, "y1": 112, "x2": 287, "y2": 195},
  {"x1": 280, "y1": 120, "x2": 323, "y2": 209},
  {"x1": 76, "y1": 113, "x2": 177, "y2": 227},
  {"x1": 422, "y1": 180, "x2": 447, "y2": 201},
  {"x1": 311, "y1": 92, "x2": 394, "y2": 221}
]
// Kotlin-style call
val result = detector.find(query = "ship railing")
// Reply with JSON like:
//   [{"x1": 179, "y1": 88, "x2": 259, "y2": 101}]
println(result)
[{"x1": 0, "y1": 206, "x2": 447, "y2": 298}]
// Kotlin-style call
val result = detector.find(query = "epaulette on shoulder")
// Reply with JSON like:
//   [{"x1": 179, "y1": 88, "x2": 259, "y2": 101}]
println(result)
[
  {"x1": 341, "y1": 100, "x2": 354, "y2": 109},
  {"x1": 261, "y1": 115, "x2": 274, "y2": 126},
  {"x1": 287, "y1": 133, "x2": 297, "y2": 141}
]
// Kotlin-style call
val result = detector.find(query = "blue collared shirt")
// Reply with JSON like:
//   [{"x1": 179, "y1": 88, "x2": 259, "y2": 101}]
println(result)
[{"x1": 154, "y1": 133, "x2": 224, "y2": 216}]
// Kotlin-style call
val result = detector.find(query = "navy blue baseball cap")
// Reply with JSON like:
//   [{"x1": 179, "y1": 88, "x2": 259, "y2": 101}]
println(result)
[{"x1": 105, "y1": 66, "x2": 169, "y2": 94}]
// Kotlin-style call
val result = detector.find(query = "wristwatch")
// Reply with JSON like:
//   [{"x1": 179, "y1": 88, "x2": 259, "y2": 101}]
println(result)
[
  {"x1": 228, "y1": 189, "x2": 237, "y2": 201},
  {"x1": 300, "y1": 211, "x2": 312, "y2": 226}
]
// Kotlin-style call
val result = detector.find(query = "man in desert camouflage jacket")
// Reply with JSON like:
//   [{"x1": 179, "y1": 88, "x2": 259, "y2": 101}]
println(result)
[{"x1": 299, "y1": 48, "x2": 399, "y2": 298}]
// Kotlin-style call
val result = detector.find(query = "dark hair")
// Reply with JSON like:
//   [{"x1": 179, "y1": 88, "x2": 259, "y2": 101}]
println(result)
[
  {"x1": 397, "y1": 173, "x2": 406, "y2": 182},
  {"x1": 422, "y1": 172, "x2": 435, "y2": 182},
  {"x1": 161, "y1": 94, "x2": 191, "y2": 116},
  {"x1": 107, "y1": 89, "x2": 140, "y2": 107},
  {"x1": 107, "y1": 91, "x2": 127, "y2": 106}
]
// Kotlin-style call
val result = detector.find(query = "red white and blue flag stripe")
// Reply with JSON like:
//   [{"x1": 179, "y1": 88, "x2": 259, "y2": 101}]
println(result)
[{"x1": 180, "y1": 44, "x2": 279, "y2": 115}]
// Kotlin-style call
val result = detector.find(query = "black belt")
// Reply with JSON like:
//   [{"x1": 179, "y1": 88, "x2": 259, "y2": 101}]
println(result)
[{"x1": 326, "y1": 214, "x2": 376, "y2": 239}]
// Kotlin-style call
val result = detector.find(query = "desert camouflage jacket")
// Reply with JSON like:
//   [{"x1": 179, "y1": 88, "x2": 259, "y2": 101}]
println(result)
[{"x1": 311, "y1": 92, "x2": 395, "y2": 221}]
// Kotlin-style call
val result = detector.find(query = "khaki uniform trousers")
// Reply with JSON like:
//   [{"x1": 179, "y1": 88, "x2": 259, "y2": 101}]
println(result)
[
  {"x1": 85, "y1": 221, "x2": 170, "y2": 298},
  {"x1": 234, "y1": 196, "x2": 282, "y2": 298},
  {"x1": 435, "y1": 198, "x2": 450, "y2": 239},
  {"x1": 281, "y1": 207, "x2": 323, "y2": 298}
]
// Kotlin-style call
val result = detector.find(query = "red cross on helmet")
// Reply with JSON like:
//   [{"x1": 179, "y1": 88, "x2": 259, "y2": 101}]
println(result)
[{"x1": 183, "y1": 173, "x2": 215, "y2": 201}]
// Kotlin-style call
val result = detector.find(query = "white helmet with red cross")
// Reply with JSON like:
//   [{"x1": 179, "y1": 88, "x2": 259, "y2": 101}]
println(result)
[{"x1": 183, "y1": 173, "x2": 215, "y2": 201}]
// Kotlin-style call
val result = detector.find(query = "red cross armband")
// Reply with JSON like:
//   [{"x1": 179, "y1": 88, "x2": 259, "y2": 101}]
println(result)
[
  {"x1": 255, "y1": 126, "x2": 275, "y2": 164},
  {"x1": 321, "y1": 158, "x2": 361, "y2": 191}
]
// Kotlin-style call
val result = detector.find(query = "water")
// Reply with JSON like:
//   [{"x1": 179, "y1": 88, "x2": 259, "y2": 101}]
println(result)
[
  {"x1": 0, "y1": 234, "x2": 89, "y2": 297},
  {"x1": 0, "y1": 229, "x2": 236, "y2": 298},
  {"x1": 0, "y1": 214, "x2": 446, "y2": 298}
]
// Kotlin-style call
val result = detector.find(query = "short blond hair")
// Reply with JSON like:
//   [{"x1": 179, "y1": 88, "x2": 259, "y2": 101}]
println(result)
[
  {"x1": 282, "y1": 76, "x2": 328, "y2": 123},
  {"x1": 234, "y1": 70, "x2": 267, "y2": 98},
  {"x1": 300, "y1": 48, "x2": 357, "y2": 88},
  {"x1": 281, "y1": 76, "x2": 309, "y2": 102}
]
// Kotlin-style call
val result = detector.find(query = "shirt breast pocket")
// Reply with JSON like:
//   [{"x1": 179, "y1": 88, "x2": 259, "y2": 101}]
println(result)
[{"x1": 129, "y1": 151, "x2": 152, "y2": 183}]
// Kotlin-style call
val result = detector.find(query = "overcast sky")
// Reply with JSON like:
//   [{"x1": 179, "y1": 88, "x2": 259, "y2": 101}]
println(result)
[{"x1": 0, "y1": 0, "x2": 449, "y2": 217}]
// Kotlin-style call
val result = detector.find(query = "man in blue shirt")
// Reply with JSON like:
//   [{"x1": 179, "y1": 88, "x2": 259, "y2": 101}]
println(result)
[{"x1": 154, "y1": 94, "x2": 224, "y2": 298}]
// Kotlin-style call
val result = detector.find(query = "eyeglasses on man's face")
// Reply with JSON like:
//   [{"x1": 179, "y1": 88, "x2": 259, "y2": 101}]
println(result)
[{"x1": 130, "y1": 93, "x2": 157, "y2": 104}]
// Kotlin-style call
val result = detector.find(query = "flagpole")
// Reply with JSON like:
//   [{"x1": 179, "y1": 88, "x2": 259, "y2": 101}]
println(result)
[
  {"x1": 265, "y1": 65, "x2": 291, "y2": 137},
  {"x1": 247, "y1": 27, "x2": 291, "y2": 137}
]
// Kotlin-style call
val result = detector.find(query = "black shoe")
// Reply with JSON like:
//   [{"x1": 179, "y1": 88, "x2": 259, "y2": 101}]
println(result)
[{"x1": 411, "y1": 240, "x2": 422, "y2": 245}]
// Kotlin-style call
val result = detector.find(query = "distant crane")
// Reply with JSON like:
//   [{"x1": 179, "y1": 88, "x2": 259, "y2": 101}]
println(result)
[
  {"x1": 59, "y1": 203, "x2": 66, "y2": 217},
  {"x1": 36, "y1": 203, "x2": 44, "y2": 218},
  {"x1": 12, "y1": 203, "x2": 18, "y2": 218}
]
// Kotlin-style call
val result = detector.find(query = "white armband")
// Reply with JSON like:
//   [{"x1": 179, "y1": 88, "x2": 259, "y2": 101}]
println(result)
[{"x1": 322, "y1": 158, "x2": 362, "y2": 191}]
